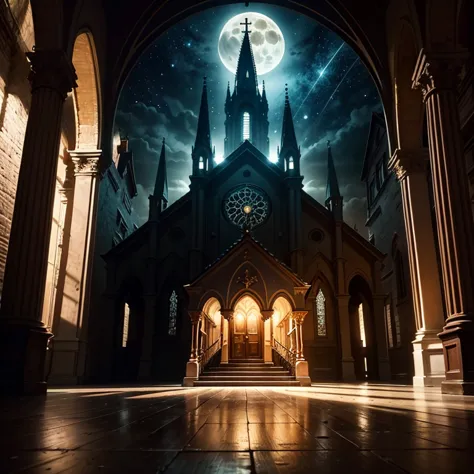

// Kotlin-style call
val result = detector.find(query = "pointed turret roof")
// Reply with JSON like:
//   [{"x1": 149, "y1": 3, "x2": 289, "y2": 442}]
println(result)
[
  {"x1": 235, "y1": 18, "x2": 258, "y2": 92},
  {"x1": 280, "y1": 85, "x2": 298, "y2": 151},
  {"x1": 194, "y1": 77, "x2": 212, "y2": 151},
  {"x1": 154, "y1": 137, "x2": 168, "y2": 203},
  {"x1": 325, "y1": 140, "x2": 341, "y2": 203}
]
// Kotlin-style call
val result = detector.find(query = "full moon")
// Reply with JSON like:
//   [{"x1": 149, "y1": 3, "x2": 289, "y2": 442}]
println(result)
[{"x1": 218, "y1": 12, "x2": 285, "y2": 76}]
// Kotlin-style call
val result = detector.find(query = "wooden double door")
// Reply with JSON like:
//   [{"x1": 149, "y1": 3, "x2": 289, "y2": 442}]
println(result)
[{"x1": 231, "y1": 310, "x2": 262, "y2": 359}]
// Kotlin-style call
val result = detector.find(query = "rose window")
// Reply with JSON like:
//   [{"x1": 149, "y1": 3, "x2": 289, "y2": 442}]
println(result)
[{"x1": 223, "y1": 185, "x2": 271, "y2": 229}]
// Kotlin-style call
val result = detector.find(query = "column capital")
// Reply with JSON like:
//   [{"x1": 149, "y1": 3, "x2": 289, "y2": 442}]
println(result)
[
  {"x1": 292, "y1": 310, "x2": 308, "y2": 325},
  {"x1": 26, "y1": 50, "x2": 77, "y2": 100},
  {"x1": 412, "y1": 48, "x2": 470, "y2": 101},
  {"x1": 188, "y1": 310, "x2": 202, "y2": 324},
  {"x1": 261, "y1": 309, "x2": 273, "y2": 321},
  {"x1": 69, "y1": 150, "x2": 102, "y2": 177},
  {"x1": 221, "y1": 309, "x2": 234, "y2": 321},
  {"x1": 388, "y1": 148, "x2": 429, "y2": 181}
]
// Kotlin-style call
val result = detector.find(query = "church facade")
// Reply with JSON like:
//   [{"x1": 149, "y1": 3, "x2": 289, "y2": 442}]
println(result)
[{"x1": 96, "y1": 22, "x2": 390, "y2": 385}]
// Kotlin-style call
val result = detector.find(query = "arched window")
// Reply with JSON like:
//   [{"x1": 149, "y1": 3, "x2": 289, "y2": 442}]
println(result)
[
  {"x1": 122, "y1": 303, "x2": 130, "y2": 348},
  {"x1": 242, "y1": 112, "x2": 250, "y2": 141},
  {"x1": 168, "y1": 291, "x2": 178, "y2": 336},
  {"x1": 288, "y1": 156, "x2": 294, "y2": 170},
  {"x1": 199, "y1": 156, "x2": 204, "y2": 170},
  {"x1": 246, "y1": 70, "x2": 249, "y2": 78},
  {"x1": 315, "y1": 289, "x2": 327, "y2": 336}
]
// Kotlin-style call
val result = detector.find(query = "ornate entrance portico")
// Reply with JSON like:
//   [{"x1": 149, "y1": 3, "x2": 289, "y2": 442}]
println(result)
[{"x1": 182, "y1": 231, "x2": 311, "y2": 386}]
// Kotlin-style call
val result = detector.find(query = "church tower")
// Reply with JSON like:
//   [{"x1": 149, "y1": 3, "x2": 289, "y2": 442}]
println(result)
[
  {"x1": 149, "y1": 137, "x2": 168, "y2": 221},
  {"x1": 278, "y1": 84, "x2": 301, "y2": 174},
  {"x1": 192, "y1": 77, "x2": 214, "y2": 175},
  {"x1": 325, "y1": 140, "x2": 343, "y2": 221},
  {"x1": 224, "y1": 18, "x2": 269, "y2": 157}
]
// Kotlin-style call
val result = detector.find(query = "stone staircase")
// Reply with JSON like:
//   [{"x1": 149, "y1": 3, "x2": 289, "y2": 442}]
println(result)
[{"x1": 193, "y1": 359, "x2": 301, "y2": 387}]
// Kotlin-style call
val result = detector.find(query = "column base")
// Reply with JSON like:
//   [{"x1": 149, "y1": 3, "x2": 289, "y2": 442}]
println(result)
[
  {"x1": 412, "y1": 331, "x2": 445, "y2": 387},
  {"x1": 438, "y1": 319, "x2": 474, "y2": 392},
  {"x1": 0, "y1": 321, "x2": 52, "y2": 395},
  {"x1": 183, "y1": 360, "x2": 200, "y2": 387},
  {"x1": 295, "y1": 360, "x2": 311, "y2": 386},
  {"x1": 47, "y1": 339, "x2": 88, "y2": 385},
  {"x1": 341, "y1": 358, "x2": 356, "y2": 382}
]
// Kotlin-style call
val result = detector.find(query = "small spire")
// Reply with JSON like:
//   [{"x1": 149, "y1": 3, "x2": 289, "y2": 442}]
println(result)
[
  {"x1": 154, "y1": 137, "x2": 168, "y2": 204},
  {"x1": 194, "y1": 76, "x2": 212, "y2": 150},
  {"x1": 325, "y1": 140, "x2": 341, "y2": 204},
  {"x1": 280, "y1": 84, "x2": 297, "y2": 151}
]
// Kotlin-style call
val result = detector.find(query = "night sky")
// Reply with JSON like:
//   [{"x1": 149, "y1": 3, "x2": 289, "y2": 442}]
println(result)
[{"x1": 116, "y1": 3, "x2": 384, "y2": 236}]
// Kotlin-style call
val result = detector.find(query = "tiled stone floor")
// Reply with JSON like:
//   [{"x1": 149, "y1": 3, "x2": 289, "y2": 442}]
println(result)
[{"x1": 2, "y1": 383, "x2": 474, "y2": 473}]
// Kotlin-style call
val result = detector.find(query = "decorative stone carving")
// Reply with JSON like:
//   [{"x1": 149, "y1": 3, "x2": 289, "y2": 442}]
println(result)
[
  {"x1": 220, "y1": 309, "x2": 234, "y2": 321},
  {"x1": 412, "y1": 49, "x2": 470, "y2": 101},
  {"x1": 188, "y1": 311, "x2": 202, "y2": 324},
  {"x1": 294, "y1": 286, "x2": 310, "y2": 296},
  {"x1": 26, "y1": 50, "x2": 77, "y2": 99},
  {"x1": 292, "y1": 311, "x2": 308, "y2": 325},
  {"x1": 236, "y1": 268, "x2": 258, "y2": 289},
  {"x1": 388, "y1": 148, "x2": 429, "y2": 181},
  {"x1": 70, "y1": 151, "x2": 101, "y2": 177},
  {"x1": 260, "y1": 310, "x2": 273, "y2": 321}
]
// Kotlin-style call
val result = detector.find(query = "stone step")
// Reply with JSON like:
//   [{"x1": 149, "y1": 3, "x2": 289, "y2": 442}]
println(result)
[
  {"x1": 208, "y1": 366, "x2": 285, "y2": 371},
  {"x1": 193, "y1": 380, "x2": 301, "y2": 387},
  {"x1": 203, "y1": 371, "x2": 290, "y2": 377},
  {"x1": 199, "y1": 375, "x2": 296, "y2": 382},
  {"x1": 218, "y1": 363, "x2": 273, "y2": 368},
  {"x1": 228, "y1": 359, "x2": 265, "y2": 363}
]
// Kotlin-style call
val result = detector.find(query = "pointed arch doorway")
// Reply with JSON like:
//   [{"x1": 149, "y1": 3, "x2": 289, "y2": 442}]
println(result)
[{"x1": 231, "y1": 295, "x2": 263, "y2": 359}]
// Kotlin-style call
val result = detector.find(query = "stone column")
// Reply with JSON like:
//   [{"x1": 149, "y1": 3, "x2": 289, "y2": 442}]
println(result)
[
  {"x1": 261, "y1": 310, "x2": 273, "y2": 364},
  {"x1": 413, "y1": 49, "x2": 474, "y2": 394},
  {"x1": 292, "y1": 311, "x2": 311, "y2": 386},
  {"x1": 220, "y1": 309, "x2": 233, "y2": 364},
  {"x1": 0, "y1": 50, "x2": 77, "y2": 395},
  {"x1": 337, "y1": 295, "x2": 356, "y2": 381},
  {"x1": 372, "y1": 295, "x2": 391, "y2": 381},
  {"x1": 389, "y1": 148, "x2": 446, "y2": 387},
  {"x1": 48, "y1": 151, "x2": 100, "y2": 385},
  {"x1": 183, "y1": 310, "x2": 202, "y2": 386}
]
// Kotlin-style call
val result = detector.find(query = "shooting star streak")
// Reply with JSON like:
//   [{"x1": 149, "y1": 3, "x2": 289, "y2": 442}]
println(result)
[
  {"x1": 317, "y1": 58, "x2": 358, "y2": 120},
  {"x1": 294, "y1": 43, "x2": 345, "y2": 119}
]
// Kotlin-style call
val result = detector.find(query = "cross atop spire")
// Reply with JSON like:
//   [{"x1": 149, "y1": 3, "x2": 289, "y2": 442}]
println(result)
[{"x1": 240, "y1": 18, "x2": 252, "y2": 34}]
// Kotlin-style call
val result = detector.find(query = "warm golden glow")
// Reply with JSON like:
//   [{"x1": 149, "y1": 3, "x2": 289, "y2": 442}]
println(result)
[{"x1": 243, "y1": 205, "x2": 252, "y2": 214}]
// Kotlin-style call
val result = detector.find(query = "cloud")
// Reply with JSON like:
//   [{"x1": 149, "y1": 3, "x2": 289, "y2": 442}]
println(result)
[{"x1": 343, "y1": 196, "x2": 368, "y2": 238}]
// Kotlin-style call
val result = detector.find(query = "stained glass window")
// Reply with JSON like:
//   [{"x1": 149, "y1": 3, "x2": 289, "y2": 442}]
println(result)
[
  {"x1": 168, "y1": 290, "x2": 178, "y2": 336},
  {"x1": 122, "y1": 303, "x2": 130, "y2": 348},
  {"x1": 223, "y1": 185, "x2": 270, "y2": 229},
  {"x1": 316, "y1": 289, "x2": 327, "y2": 336}
]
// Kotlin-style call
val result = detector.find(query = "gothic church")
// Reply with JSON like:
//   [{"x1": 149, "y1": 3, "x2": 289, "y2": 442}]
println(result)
[{"x1": 101, "y1": 20, "x2": 389, "y2": 385}]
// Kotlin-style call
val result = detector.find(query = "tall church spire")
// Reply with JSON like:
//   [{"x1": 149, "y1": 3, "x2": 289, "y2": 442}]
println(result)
[
  {"x1": 325, "y1": 140, "x2": 343, "y2": 220},
  {"x1": 224, "y1": 18, "x2": 269, "y2": 157},
  {"x1": 149, "y1": 137, "x2": 168, "y2": 220},
  {"x1": 192, "y1": 77, "x2": 214, "y2": 173},
  {"x1": 235, "y1": 18, "x2": 258, "y2": 93},
  {"x1": 278, "y1": 85, "x2": 301, "y2": 174}
]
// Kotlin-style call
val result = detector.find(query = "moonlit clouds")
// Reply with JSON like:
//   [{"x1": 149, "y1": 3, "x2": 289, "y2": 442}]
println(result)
[{"x1": 218, "y1": 12, "x2": 285, "y2": 75}]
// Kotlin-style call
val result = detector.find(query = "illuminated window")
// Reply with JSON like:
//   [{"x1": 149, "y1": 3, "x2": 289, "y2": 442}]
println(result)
[
  {"x1": 289, "y1": 156, "x2": 294, "y2": 170},
  {"x1": 358, "y1": 304, "x2": 366, "y2": 348},
  {"x1": 246, "y1": 70, "x2": 249, "y2": 78},
  {"x1": 168, "y1": 290, "x2": 178, "y2": 336},
  {"x1": 243, "y1": 112, "x2": 250, "y2": 141},
  {"x1": 122, "y1": 303, "x2": 130, "y2": 348},
  {"x1": 199, "y1": 156, "x2": 204, "y2": 170},
  {"x1": 315, "y1": 289, "x2": 326, "y2": 336}
]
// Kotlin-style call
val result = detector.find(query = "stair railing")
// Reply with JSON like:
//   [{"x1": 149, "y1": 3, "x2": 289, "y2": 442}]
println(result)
[
  {"x1": 272, "y1": 338, "x2": 296, "y2": 375},
  {"x1": 198, "y1": 335, "x2": 222, "y2": 374}
]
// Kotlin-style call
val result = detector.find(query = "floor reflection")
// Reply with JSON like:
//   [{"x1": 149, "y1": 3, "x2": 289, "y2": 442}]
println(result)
[{"x1": 2, "y1": 384, "x2": 474, "y2": 473}]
